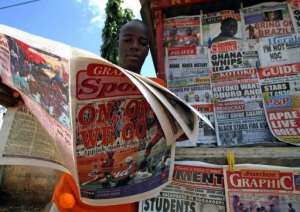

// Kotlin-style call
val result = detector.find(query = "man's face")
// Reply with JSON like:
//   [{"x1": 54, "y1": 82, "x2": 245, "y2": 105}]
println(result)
[
  {"x1": 221, "y1": 20, "x2": 237, "y2": 37},
  {"x1": 118, "y1": 22, "x2": 149, "y2": 74}
]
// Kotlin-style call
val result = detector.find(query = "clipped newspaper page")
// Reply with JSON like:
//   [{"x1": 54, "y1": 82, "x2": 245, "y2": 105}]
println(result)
[
  {"x1": 201, "y1": 10, "x2": 242, "y2": 47},
  {"x1": 209, "y1": 39, "x2": 273, "y2": 146},
  {"x1": 0, "y1": 106, "x2": 68, "y2": 173},
  {"x1": 139, "y1": 161, "x2": 225, "y2": 212},
  {"x1": 241, "y1": 1, "x2": 294, "y2": 39},
  {"x1": 0, "y1": 25, "x2": 76, "y2": 175},
  {"x1": 211, "y1": 66, "x2": 273, "y2": 146},
  {"x1": 257, "y1": 34, "x2": 300, "y2": 145},
  {"x1": 165, "y1": 41, "x2": 216, "y2": 146},
  {"x1": 224, "y1": 164, "x2": 300, "y2": 211},
  {"x1": 71, "y1": 49, "x2": 179, "y2": 206},
  {"x1": 289, "y1": 0, "x2": 300, "y2": 33},
  {"x1": 163, "y1": 15, "x2": 201, "y2": 57}
]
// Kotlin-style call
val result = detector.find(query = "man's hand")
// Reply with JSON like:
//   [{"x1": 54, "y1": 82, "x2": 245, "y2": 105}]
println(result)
[{"x1": 0, "y1": 82, "x2": 21, "y2": 107}]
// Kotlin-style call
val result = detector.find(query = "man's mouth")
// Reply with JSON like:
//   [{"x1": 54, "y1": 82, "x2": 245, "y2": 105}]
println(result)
[{"x1": 126, "y1": 55, "x2": 139, "y2": 60}]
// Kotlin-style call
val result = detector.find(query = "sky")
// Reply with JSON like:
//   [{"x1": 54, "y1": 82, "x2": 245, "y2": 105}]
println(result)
[{"x1": 0, "y1": 0, "x2": 156, "y2": 77}]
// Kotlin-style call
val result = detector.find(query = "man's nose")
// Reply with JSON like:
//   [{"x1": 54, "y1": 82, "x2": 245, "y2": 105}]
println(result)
[{"x1": 130, "y1": 39, "x2": 139, "y2": 50}]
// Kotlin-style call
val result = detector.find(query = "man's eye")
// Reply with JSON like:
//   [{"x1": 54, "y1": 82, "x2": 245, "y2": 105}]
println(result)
[{"x1": 139, "y1": 39, "x2": 149, "y2": 47}]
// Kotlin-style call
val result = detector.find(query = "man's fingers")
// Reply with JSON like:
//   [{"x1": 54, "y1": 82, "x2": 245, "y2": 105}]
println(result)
[{"x1": 0, "y1": 92, "x2": 20, "y2": 107}]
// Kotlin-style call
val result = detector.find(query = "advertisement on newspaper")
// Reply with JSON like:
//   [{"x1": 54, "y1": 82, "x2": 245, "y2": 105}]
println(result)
[
  {"x1": 74, "y1": 60, "x2": 175, "y2": 205},
  {"x1": 209, "y1": 39, "x2": 259, "y2": 73},
  {"x1": 224, "y1": 165, "x2": 300, "y2": 212},
  {"x1": 0, "y1": 27, "x2": 75, "y2": 174},
  {"x1": 202, "y1": 10, "x2": 241, "y2": 47},
  {"x1": 258, "y1": 34, "x2": 300, "y2": 145},
  {"x1": 289, "y1": 0, "x2": 300, "y2": 33},
  {"x1": 242, "y1": 2, "x2": 294, "y2": 39},
  {"x1": 163, "y1": 16, "x2": 201, "y2": 57},
  {"x1": 139, "y1": 161, "x2": 225, "y2": 212}
]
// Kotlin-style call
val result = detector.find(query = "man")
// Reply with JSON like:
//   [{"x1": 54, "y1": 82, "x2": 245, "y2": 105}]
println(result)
[
  {"x1": 118, "y1": 19, "x2": 149, "y2": 74},
  {"x1": 211, "y1": 17, "x2": 240, "y2": 44}
]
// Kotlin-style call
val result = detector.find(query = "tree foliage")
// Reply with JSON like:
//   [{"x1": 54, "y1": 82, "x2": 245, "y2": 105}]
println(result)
[{"x1": 100, "y1": 0, "x2": 133, "y2": 64}]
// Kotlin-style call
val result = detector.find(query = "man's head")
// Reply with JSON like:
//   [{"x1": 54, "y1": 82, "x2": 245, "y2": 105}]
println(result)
[
  {"x1": 220, "y1": 18, "x2": 238, "y2": 37},
  {"x1": 118, "y1": 19, "x2": 149, "y2": 74}
]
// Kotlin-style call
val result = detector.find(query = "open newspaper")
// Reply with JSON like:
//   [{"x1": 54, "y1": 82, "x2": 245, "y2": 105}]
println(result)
[{"x1": 0, "y1": 25, "x2": 212, "y2": 205}]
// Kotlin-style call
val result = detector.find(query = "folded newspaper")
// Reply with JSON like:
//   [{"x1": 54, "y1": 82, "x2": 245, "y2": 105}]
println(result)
[{"x1": 0, "y1": 25, "x2": 212, "y2": 205}]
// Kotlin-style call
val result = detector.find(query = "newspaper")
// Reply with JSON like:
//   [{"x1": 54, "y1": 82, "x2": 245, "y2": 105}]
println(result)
[
  {"x1": 163, "y1": 16, "x2": 201, "y2": 57},
  {"x1": 257, "y1": 34, "x2": 300, "y2": 145},
  {"x1": 224, "y1": 164, "x2": 300, "y2": 211},
  {"x1": 0, "y1": 24, "x2": 211, "y2": 205},
  {"x1": 139, "y1": 161, "x2": 225, "y2": 212},
  {"x1": 241, "y1": 2, "x2": 294, "y2": 39},
  {"x1": 201, "y1": 10, "x2": 242, "y2": 47},
  {"x1": 289, "y1": 0, "x2": 300, "y2": 33},
  {"x1": 212, "y1": 67, "x2": 273, "y2": 146}
]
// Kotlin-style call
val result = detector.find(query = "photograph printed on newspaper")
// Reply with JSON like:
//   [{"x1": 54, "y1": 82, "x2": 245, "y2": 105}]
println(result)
[
  {"x1": 224, "y1": 164, "x2": 300, "y2": 212},
  {"x1": 139, "y1": 161, "x2": 225, "y2": 212},
  {"x1": 289, "y1": 0, "x2": 300, "y2": 34},
  {"x1": 202, "y1": 10, "x2": 242, "y2": 47},
  {"x1": 241, "y1": 2, "x2": 294, "y2": 39},
  {"x1": 163, "y1": 16, "x2": 201, "y2": 57},
  {"x1": 257, "y1": 34, "x2": 300, "y2": 145}
]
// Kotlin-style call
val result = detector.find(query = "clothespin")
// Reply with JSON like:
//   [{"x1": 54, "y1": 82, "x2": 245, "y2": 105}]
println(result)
[{"x1": 227, "y1": 151, "x2": 236, "y2": 172}]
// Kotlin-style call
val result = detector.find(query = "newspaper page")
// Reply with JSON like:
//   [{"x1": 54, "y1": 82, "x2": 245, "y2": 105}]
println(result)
[
  {"x1": 71, "y1": 52, "x2": 180, "y2": 206},
  {"x1": 209, "y1": 39, "x2": 273, "y2": 146},
  {"x1": 241, "y1": 2, "x2": 294, "y2": 39},
  {"x1": 212, "y1": 67, "x2": 273, "y2": 146},
  {"x1": 0, "y1": 25, "x2": 76, "y2": 174},
  {"x1": 257, "y1": 34, "x2": 300, "y2": 145},
  {"x1": 202, "y1": 10, "x2": 242, "y2": 47},
  {"x1": 164, "y1": 35, "x2": 215, "y2": 146},
  {"x1": 224, "y1": 164, "x2": 300, "y2": 212},
  {"x1": 130, "y1": 72, "x2": 214, "y2": 147},
  {"x1": 139, "y1": 161, "x2": 225, "y2": 212},
  {"x1": 0, "y1": 106, "x2": 68, "y2": 173},
  {"x1": 163, "y1": 16, "x2": 201, "y2": 57},
  {"x1": 289, "y1": 0, "x2": 300, "y2": 33}
]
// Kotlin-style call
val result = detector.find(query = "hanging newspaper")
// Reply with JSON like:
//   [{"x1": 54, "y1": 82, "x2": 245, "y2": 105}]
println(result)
[
  {"x1": 241, "y1": 2, "x2": 294, "y2": 39},
  {"x1": 201, "y1": 10, "x2": 242, "y2": 47},
  {"x1": 257, "y1": 34, "x2": 300, "y2": 145},
  {"x1": 224, "y1": 164, "x2": 300, "y2": 212},
  {"x1": 0, "y1": 25, "x2": 211, "y2": 206},
  {"x1": 139, "y1": 161, "x2": 225, "y2": 212},
  {"x1": 163, "y1": 16, "x2": 201, "y2": 57},
  {"x1": 165, "y1": 43, "x2": 216, "y2": 146},
  {"x1": 209, "y1": 39, "x2": 259, "y2": 72},
  {"x1": 166, "y1": 47, "x2": 208, "y2": 89},
  {"x1": 212, "y1": 67, "x2": 274, "y2": 146},
  {"x1": 166, "y1": 48, "x2": 211, "y2": 104},
  {"x1": 289, "y1": 0, "x2": 300, "y2": 33}
]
